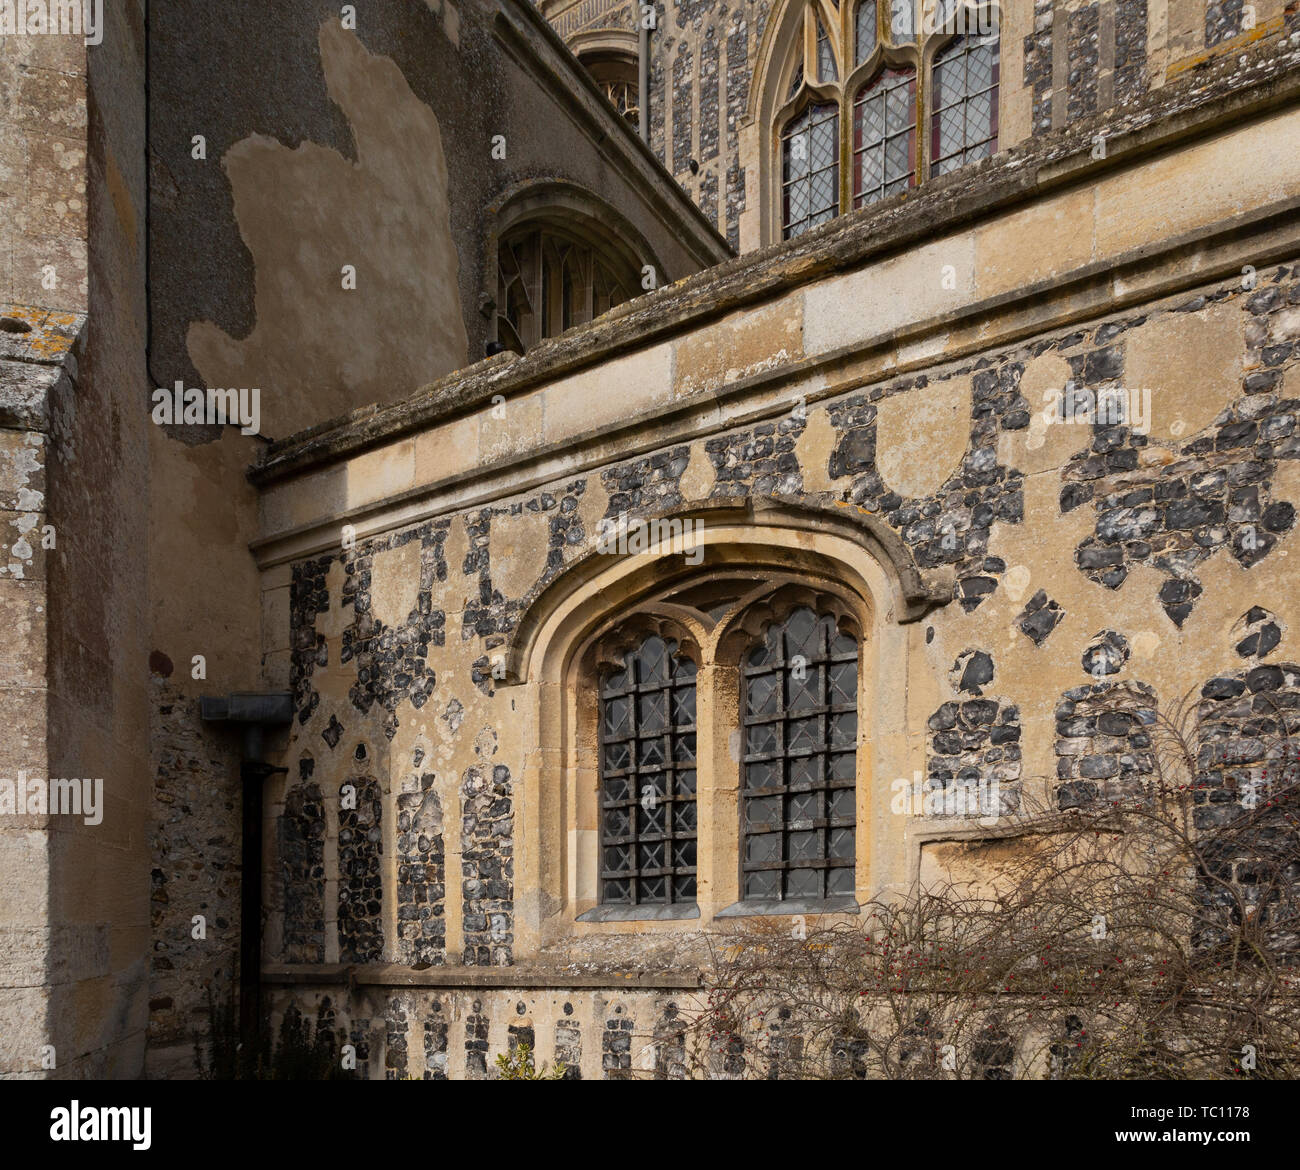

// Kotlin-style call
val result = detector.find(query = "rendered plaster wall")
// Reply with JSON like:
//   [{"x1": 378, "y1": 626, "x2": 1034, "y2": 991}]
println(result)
[{"x1": 249, "y1": 45, "x2": 1300, "y2": 1075}]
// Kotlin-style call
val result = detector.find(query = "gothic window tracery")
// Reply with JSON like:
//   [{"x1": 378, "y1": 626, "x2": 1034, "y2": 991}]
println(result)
[{"x1": 773, "y1": 0, "x2": 999, "y2": 239}]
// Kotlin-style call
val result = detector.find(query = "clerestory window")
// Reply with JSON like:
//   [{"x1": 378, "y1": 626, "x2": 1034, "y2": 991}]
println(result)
[{"x1": 775, "y1": 0, "x2": 1000, "y2": 239}]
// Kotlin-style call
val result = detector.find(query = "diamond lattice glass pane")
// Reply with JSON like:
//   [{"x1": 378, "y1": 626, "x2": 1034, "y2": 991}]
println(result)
[
  {"x1": 966, "y1": 136, "x2": 992, "y2": 162},
  {"x1": 605, "y1": 844, "x2": 633, "y2": 872},
  {"x1": 812, "y1": 109, "x2": 837, "y2": 153},
  {"x1": 811, "y1": 206, "x2": 836, "y2": 227},
  {"x1": 747, "y1": 723, "x2": 779, "y2": 756},
  {"x1": 639, "y1": 736, "x2": 666, "y2": 767},
  {"x1": 883, "y1": 175, "x2": 909, "y2": 197},
  {"x1": 788, "y1": 59, "x2": 804, "y2": 100},
  {"x1": 829, "y1": 827, "x2": 856, "y2": 859},
  {"x1": 672, "y1": 839, "x2": 696, "y2": 868},
  {"x1": 788, "y1": 181, "x2": 811, "y2": 222},
  {"x1": 968, "y1": 42, "x2": 995, "y2": 90},
  {"x1": 639, "y1": 691, "x2": 667, "y2": 733},
  {"x1": 788, "y1": 717, "x2": 820, "y2": 752},
  {"x1": 935, "y1": 57, "x2": 961, "y2": 109},
  {"x1": 603, "y1": 808, "x2": 632, "y2": 838},
  {"x1": 603, "y1": 694, "x2": 631, "y2": 738},
  {"x1": 787, "y1": 868, "x2": 821, "y2": 898},
  {"x1": 785, "y1": 608, "x2": 819, "y2": 658},
  {"x1": 827, "y1": 866, "x2": 855, "y2": 896},
  {"x1": 745, "y1": 795, "x2": 781, "y2": 828},
  {"x1": 673, "y1": 802, "x2": 697, "y2": 833},
  {"x1": 676, "y1": 769, "x2": 697, "y2": 796},
  {"x1": 817, "y1": 19, "x2": 838, "y2": 81},
  {"x1": 604, "y1": 878, "x2": 631, "y2": 903},
  {"x1": 788, "y1": 791, "x2": 818, "y2": 825},
  {"x1": 639, "y1": 839, "x2": 665, "y2": 869},
  {"x1": 604, "y1": 776, "x2": 630, "y2": 804},
  {"x1": 638, "y1": 637, "x2": 668, "y2": 684},
  {"x1": 831, "y1": 711, "x2": 857, "y2": 747},
  {"x1": 856, "y1": 0, "x2": 878, "y2": 62},
  {"x1": 787, "y1": 664, "x2": 820, "y2": 713},
  {"x1": 968, "y1": 90, "x2": 992, "y2": 135},
  {"x1": 785, "y1": 137, "x2": 809, "y2": 182},
  {"x1": 859, "y1": 95, "x2": 885, "y2": 144},
  {"x1": 885, "y1": 134, "x2": 911, "y2": 181},
  {"x1": 829, "y1": 752, "x2": 855, "y2": 782},
  {"x1": 829, "y1": 790, "x2": 855, "y2": 823},
  {"x1": 746, "y1": 760, "x2": 779, "y2": 791},
  {"x1": 674, "y1": 657, "x2": 698, "y2": 682},
  {"x1": 789, "y1": 830, "x2": 820, "y2": 860},
  {"x1": 641, "y1": 876, "x2": 667, "y2": 902},
  {"x1": 859, "y1": 146, "x2": 884, "y2": 195},
  {"x1": 747, "y1": 673, "x2": 780, "y2": 716},
  {"x1": 747, "y1": 833, "x2": 781, "y2": 863},
  {"x1": 832, "y1": 632, "x2": 857, "y2": 656},
  {"x1": 672, "y1": 686, "x2": 696, "y2": 727},
  {"x1": 788, "y1": 756, "x2": 820, "y2": 789},
  {"x1": 602, "y1": 666, "x2": 627, "y2": 696},
  {"x1": 938, "y1": 105, "x2": 965, "y2": 159},
  {"x1": 603, "y1": 743, "x2": 630, "y2": 774},
  {"x1": 638, "y1": 805, "x2": 665, "y2": 838},
  {"x1": 886, "y1": 85, "x2": 912, "y2": 134},
  {"x1": 674, "y1": 732, "x2": 696, "y2": 763},
  {"x1": 890, "y1": 0, "x2": 915, "y2": 41},
  {"x1": 829, "y1": 661, "x2": 857, "y2": 704},
  {"x1": 675, "y1": 875, "x2": 697, "y2": 900},
  {"x1": 748, "y1": 639, "x2": 773, "y2": 668},
  {"x1": 746, "y1": 870, "x2": 780, "y2": 899}
]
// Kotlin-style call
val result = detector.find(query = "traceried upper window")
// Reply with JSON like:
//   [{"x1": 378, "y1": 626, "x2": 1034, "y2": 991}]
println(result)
[
  {"x1": 930, "y1": 32, "x2": 999, "y2": 175},
  {"x1": 773, "y1": 0, "x2": 1000, "y2": 240},
  {"x1": 782, "y1": 102, "x2": 840, "y2": 238},
  {"x1": 495, "y1": 223, "x2": 637, "y2": 354}
]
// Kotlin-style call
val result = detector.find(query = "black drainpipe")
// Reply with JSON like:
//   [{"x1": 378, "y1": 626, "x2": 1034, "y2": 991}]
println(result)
[{"x1": 200, "y1": 693, "x2": 292, "y2": 1054}]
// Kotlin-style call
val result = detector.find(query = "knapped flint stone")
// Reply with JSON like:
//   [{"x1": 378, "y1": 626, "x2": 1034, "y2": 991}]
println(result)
[
  {"x1": 1057, "y1": 780, "x2": 1099, "y2": 810},
  {"x1": 1202, "y1": 676, "x2": 1246, "y2": 700},
  {"x1": 958, "y1": 650, "x2": 995, "y2": 693}
]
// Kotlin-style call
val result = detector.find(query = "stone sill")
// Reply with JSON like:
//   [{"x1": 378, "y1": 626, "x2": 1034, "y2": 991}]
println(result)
[
  {"x1": 715, "y1": 896, "x2": 861, "y2": 918},
  {"x1": 576, "y1": 903, "x2": 701, "y2": 923},
  {"x1": 261, "y1": 962, "x2": 703, "y2": 990}
]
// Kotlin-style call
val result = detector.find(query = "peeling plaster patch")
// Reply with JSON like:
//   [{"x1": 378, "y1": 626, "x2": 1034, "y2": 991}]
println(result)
[{"x1": 186, "y1": 22, "x2": 468, "y2": 434}]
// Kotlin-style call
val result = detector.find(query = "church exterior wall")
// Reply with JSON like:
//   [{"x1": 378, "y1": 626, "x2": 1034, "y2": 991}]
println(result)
[{"x1": 245, "y1": 40, "x2": 1300, "y2": 1075}]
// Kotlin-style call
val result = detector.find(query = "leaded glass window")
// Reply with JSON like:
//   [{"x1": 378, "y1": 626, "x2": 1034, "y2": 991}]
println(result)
[
  {"x1": 781, "y1": 102, "x2": 840, "y2": 239},
  {"x1": 816, "y1": 17, "x2": 838, "y2": 82},
  {"x1": 599, "y1": 636, "x2": 698, "y2": 906},
  {"x1": 853, "y1": 67, "x2": 916, "y2": 207},
  {"x1": 930, "y1": 33, "x2": 999, "y2": 176},
  {"x1": 889, "y1": 0, "x2": 916, "y2": 43},
  {"x1": 855, "y1": 0, "x2": 878, "y2": 63},
  {"x1": 741, "y1": 608, "x2": 858, "y2": 902}
]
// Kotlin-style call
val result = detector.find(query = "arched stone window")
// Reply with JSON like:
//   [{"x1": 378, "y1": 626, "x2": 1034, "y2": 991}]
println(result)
[
  {"x1": 757, "y1": 0, "x2": 1001, "y2": 242},
  {"x1": 507, "y1": 502, "x2": 950, "y2": 945},
  {"x1": 488, "y1": 182, "x2": 658, "y2": 354}
]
